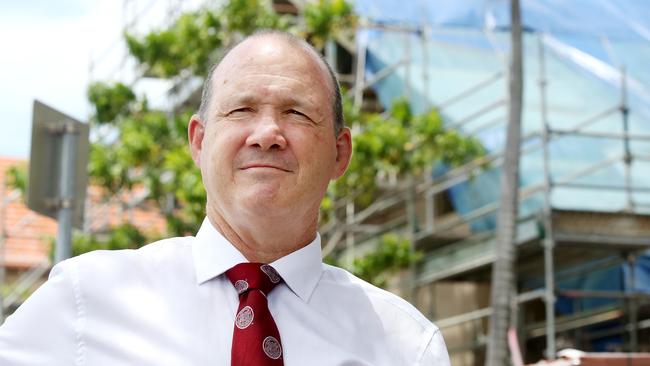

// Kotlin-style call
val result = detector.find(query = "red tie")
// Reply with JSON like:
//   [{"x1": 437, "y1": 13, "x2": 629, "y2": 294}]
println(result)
[{"x1": 226, "y1": 263, "x2": 284, "y2": 365}]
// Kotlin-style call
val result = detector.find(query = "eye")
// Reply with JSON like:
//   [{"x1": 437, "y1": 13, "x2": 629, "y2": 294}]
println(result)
[
  {"x1": 287, "y1": 109, "x2": 307, "y2": 117},
  {"x1": 229, "y1": 107, "x2": 253, "y2": 115}
]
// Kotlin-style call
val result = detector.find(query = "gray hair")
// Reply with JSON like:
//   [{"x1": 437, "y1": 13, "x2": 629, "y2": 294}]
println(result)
[{"x1": 197, "y1": 30, "x2": 344, "y2": 136}]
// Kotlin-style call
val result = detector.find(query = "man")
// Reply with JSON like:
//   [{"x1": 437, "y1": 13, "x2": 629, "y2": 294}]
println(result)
[{"x1": 0, "y1": 30, "x2": 449, "y2": 365}]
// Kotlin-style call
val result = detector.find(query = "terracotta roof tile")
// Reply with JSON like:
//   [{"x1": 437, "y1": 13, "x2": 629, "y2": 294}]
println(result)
[{"x1": 1, "y1": 156, "x2": 168, "y2": 269}]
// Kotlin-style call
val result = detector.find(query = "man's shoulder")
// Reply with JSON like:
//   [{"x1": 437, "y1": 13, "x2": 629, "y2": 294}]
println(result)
[
  {"x1": 73, "y1": 235, "x2": 192, "y2": 261},
  {"x1": 317, "y1": 264, "x2": 446, "y2": 364},
  {"x1": 320, "y1": 263, "x2": 436, "y2": 332},
  {"x1": 54, "y1": 236, "x2": 195, "y2": 282}
]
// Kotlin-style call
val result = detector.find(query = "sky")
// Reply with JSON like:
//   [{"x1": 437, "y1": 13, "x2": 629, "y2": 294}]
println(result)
[{"x1": 0, "y1": 0, "x2": 123, "y2": 158}]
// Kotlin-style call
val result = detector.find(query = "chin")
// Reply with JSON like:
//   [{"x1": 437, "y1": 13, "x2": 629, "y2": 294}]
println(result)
[{"x1": 241, "y1": 188, "x2": 287, "y2": 211}]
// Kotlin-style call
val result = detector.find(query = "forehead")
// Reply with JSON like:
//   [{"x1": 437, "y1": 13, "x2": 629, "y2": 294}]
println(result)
[{"x1": 210, "y1": 36, "x2": 333, "y2": 102}]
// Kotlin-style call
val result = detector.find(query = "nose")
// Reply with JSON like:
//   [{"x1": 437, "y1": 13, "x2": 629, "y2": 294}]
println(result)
[{"x1": 245, "y1": 112, "x2": 287, "y2": 150}]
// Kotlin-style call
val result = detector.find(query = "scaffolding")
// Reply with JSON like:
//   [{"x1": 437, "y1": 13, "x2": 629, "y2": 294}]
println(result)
[{"x1": 321, "y1": 21, "x2": 650, "y2": 362}]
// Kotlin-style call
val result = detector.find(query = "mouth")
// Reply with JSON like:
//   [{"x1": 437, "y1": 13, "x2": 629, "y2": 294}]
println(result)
[{"x1": 240, "y1": 164, "x2": 292, "y2": 172}]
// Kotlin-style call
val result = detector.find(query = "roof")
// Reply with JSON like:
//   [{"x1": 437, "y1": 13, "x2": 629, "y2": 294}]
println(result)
[{"x1": 0, "y1": 156, "x2": 167, "y2": 269}]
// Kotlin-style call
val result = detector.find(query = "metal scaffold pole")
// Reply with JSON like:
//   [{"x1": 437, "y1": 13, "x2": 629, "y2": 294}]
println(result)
[
  {"x1": 627, "y1": 253, "x2": 638, "y2": 351},
  {"x1": 420, "y1": 25, "x2": 436, "y2": 236},
  {"x1": 421, "y1": 25, "x2": 430, "y2": 110},
  {"x1": 353, "y1": 28, "x2": 367, "y2": 111},
  {"x1": 538, "y1": 34, "x2": 557, "y2": 359},
  {"x1": 620, "y1": 67, "x2": 634, "y2": 212},
  {"x1": 406, "y1": 175, "x2": 418, "y2": 303},
  {"x1": 404, "y1": 30, "x2": 412, "y2": 101},
  {"x1": 345, "y1": 199, "x2": 355, "y2": 268}
]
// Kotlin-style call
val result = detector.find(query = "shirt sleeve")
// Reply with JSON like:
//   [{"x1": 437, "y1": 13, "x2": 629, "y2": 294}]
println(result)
[
  {"x1": 417, "y1": 327, "x2": 451, "y2": 366},
  {"x1": 0, "y1": 261, "x2": 81, "y2": 365}
]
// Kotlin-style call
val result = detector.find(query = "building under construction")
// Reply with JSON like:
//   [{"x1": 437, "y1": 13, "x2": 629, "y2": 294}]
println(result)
[
  {"x1": 2, "y1": 1, "x2": 650, "y2": 365},
  {"x1": 330, "y1": 1, "x2": 650, "y2": 364}
]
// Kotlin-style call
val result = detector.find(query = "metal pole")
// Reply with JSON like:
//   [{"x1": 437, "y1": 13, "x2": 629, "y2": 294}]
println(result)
[
  {"x1": 620, "y1": 67, "x2": 634, "y2": 212},
  {"x1": 406, "y1": 177, "x2": 417, "y2": 236},
  {"x1": 326, "y1": 39, "x2": 337, "y2": 74},
  {"x1": 55, "y1": 123, "x2": 77, "y2": 264},
  {"x1": 421, "y1": 25, "x2": 430, "y2": 110},
  {"x1": 538, "y1": 35, "x2": 557, "y2": 359},
  {"x1": 406, "y1": 176, "x2": 418, "y2": 303},
  {"x1": 353, "y1": 29, "x2": 367, "y2": 111},
  {"x1": 424, "y1": 181, "x2": 434, "y2": 233},
  {"x1": 345, "y1": 200, "x2": 355, "y2": 268},
  {"x1": 627, "y1": 253, "x2": 638, "y2": 351},
  {"x1": 421, "y1": 25, "x2": 434, "y2": 234},
  {"x1": 404, "y1": 31, "x2": 412, "y2": 101}
]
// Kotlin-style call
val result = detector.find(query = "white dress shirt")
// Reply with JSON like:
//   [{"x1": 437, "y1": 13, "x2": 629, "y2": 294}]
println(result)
[{"x1": 0, "y1": 218, "x2": 449, "y2": 365}]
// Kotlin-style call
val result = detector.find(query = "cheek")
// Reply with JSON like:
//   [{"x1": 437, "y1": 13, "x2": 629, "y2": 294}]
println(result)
[
  {"x1": 293, "y1": 139, "x2": 337, "y2": 181},
  {"x1": 201, "y1": 130, "x2": 240, "y2": 184},
  {"x1": 204, "y1": 127, "x2": 244, "y2": 162}
]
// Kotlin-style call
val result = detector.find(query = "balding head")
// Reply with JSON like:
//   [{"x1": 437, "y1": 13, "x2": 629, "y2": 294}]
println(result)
[{"x1": 198, "y1": 30, "x2": 344, "y2": 135}]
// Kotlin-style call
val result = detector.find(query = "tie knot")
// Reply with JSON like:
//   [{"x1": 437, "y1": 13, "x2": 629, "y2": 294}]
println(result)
[{"x1": 226, "y1": 263, "x2": 283, "y2": 296}]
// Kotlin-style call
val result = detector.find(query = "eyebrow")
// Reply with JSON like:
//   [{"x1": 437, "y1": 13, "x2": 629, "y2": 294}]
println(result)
[
  {"x1": 222, "y1": 92, "x2": 316, "y2": 112},
  {"x1": 225, "y1": 92, "x2": 256, "y2": 106}
]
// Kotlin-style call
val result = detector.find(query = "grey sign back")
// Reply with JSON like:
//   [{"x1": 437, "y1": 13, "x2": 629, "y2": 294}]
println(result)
[{"x1": 27, "y1": 100, "x2": 89, "y2": 229}]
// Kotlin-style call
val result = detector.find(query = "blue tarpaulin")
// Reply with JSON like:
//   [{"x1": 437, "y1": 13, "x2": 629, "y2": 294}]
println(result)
[
  {"x1": 353, "y1": 0, "x2": 650, "y2": 211},
  {"x1": 352, "y1": 0, "x2": 650, "y2": 346}
]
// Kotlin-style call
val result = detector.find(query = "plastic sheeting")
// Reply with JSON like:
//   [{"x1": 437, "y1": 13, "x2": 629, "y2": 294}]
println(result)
[
  {"x1": 352, "y1": 0, "x2": 650, "y2": 348},
  {"x1": 354, "y1": 0, "x2": 650, "y2": 41},
  {"x1": 353, "y1": 0, "x2": 650, "y2": 218}
]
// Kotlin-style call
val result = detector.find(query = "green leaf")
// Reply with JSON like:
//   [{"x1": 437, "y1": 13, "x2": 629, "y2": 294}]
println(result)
[
  {"x1": 87, "y1": 82, "x2": 135, "y2": 124},
  {"x1": 303, "y1": 0, "x2": 356, "y2": 49},
  {"x1": 348, "y1": 233, "x2": 422, "y2": 288},
  {"x1": 5, "y1": 165, "x2": 28, "y2": 200},
  {"x1": 125, "y1": 10, "x2": 223, "y2": 78}
]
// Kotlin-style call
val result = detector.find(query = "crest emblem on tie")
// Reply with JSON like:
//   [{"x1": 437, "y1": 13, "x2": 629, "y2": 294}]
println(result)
[
  {"x1": 234, "y1": 279, "x2": 249, "y2": 294},
  {"x1": 263, "y1": 336, "x2": 282, "y2": 359},
  {"x1": 260, "y1": 264, "x2": 281, "y2": 284},
  {"x1": 236, "y1": 306, "x2": 254, "y2": 329}
]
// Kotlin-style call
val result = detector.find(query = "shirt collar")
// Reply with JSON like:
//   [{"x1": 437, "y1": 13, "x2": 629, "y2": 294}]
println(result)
[
  {"x1": 270, "y1": 232, "x2": 323, "y2": 303},
  {"x1": 192, "y1": 217, "x2": 323, "y2": 302},
  {"x1": 193, "y1": 217, "x2": 247, "y2": 285}
]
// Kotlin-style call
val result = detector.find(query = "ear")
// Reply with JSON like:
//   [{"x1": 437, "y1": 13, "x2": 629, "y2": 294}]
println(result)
[
  {"x1": 188, "y1": 114, "x2": 205, "y2": 167},
  {"x1": 331, "y1": 127, "x2": 352, "y2": 180}
]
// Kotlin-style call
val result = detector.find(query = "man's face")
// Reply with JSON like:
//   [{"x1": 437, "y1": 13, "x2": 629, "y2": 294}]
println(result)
[{"x1": 189, "y1": 37, "x2": 351, "y2": 223}]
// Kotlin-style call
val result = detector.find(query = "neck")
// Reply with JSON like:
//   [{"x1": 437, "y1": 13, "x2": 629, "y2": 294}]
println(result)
[{"x1": 206, "y1": 204, "x2": 318, "y2": 263}]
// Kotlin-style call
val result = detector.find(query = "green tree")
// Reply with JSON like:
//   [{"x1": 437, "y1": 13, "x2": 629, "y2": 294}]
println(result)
[
  {"x1": 330, "y1": 97, "x2": 484, "y2": 209},
  {"x1": 338, "y1": 233, "x2": 422, "y2": 288},
  {"x1": 87, "y1": 82, "x2": 136, "y2": 124},
  {"x1": 302, "y1": 0, "x2": 356, "y2": 49},
  {"x1": 69, "y1": 223, "x2": 147, "y2": 257},
  {"x1": 125, "y1": 11, "x2": 223, "y2": 78}
]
